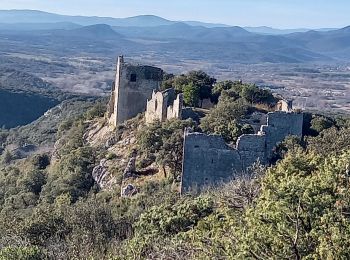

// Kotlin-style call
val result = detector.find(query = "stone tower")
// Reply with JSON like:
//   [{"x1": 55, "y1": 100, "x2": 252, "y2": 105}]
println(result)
[{"x1": 109, "y1": 56, "x2": 164, "y2": 127}]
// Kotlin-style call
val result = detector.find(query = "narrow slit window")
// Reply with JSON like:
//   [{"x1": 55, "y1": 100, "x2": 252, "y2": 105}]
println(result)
[{"x1": 130, "y1": 74, "x2": 137, "y2": 82}]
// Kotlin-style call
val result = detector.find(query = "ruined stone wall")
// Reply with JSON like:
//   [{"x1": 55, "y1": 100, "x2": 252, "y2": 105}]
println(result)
[
  {"x1": 276, "y1": 99, "x2": 293, "y2": 112},
  {"x1": 236, "y1": 133, "x2": 267, "y2": 169},
  {"x1": 241, "y1": 112, "x2": 267, "y2": 133},
  {"x1": 181, "y1": 111, "x2": 304, "y2": 192},
  {"x1": 262, "y1": 112, "x2": 303, "y2": 160},
  {"x1": 110, "y1": 56, "x2": 163, "y2": 126},
  {"x1": 107, "y1": 87, "x2": 115, "y2": 118},
  {"x1": 167, "y1": 93, "x2": 183, "y2": 120},
  {"x1": 145, "y1": 91, "x2": 167, "y2": 124},
  {"x1": 181, "y1": 132, "x2": 242, "y2": 193},
  {"x1": 145, "y1": 88, "x2": 183, "y2": 124}
]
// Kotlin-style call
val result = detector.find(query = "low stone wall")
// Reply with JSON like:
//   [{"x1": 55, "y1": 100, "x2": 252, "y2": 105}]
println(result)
[
  {"x1": 181, "y1": 132, "x2": 242, "y2": 193},
  {"x1": 237, "y1": 133, "x2": 267, "y2": 169},
  {"x1": 181, "y1": 111, "x2": 304, "y2": 193}
]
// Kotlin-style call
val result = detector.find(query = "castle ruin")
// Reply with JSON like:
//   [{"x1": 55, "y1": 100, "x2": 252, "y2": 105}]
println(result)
[
  {"x1": 107, "y1": 56, "x2": 303, "y2": 194},
  {"x1": 276, "y1": 99, "x2": 293, "y2": 112},
  {"x1": 145, "y1": 88, "x2": 183, "y2": 124},
  {"x1": 109, "y1": 56, "x2": 164, "y2": 127},
  {"x1": 181, "y1": 111, "x2": 304, "y2": 193}
]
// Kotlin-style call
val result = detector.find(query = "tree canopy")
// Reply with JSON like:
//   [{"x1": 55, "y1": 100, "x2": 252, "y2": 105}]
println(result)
[{"x1": 200, "y1": 97, "x2": 251, "y2": 142}]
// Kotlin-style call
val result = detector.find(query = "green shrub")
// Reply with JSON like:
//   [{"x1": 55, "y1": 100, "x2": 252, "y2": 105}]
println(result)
[
  {"x1": 85, "y1": 102, "x2": 107, "y2": 120},
  {"x1": 1, "y1": 150, "x2": 13, "y2": 164},
  {"x1": 31, "y1": 154, "x2": 50, "y2": 170},
  {"x1": 40, "y1": 145, "x2": 95, "y2": 203},
  {"x1": 137, "y1": 119, "x2": 195, "y2": 178},
  {"x1": 106, "y1": 152, "x2": 117, "y2": 160},
  {"x1": 200, "y1": 98, "x2": 249, "y2": 142},
  {"x1": 0, "y1": 246, "x2": 43, "y2": 260},
  {"x1": 310, "y1": 115, "x2": 334, "y2": 134}
]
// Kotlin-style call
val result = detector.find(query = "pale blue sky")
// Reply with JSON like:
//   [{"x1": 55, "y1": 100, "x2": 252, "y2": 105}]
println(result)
[{"x1": 1, "y1": 0, "x2": 349, "y2": 28}]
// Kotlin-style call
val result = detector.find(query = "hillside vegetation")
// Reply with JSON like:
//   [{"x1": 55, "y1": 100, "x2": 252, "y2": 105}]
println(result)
[
  {"x1": 0, "y1": 71, "x2": 350, "y2": 259},
  {"x1": 0, "y1": 67, "x2": 88, "y2": 128},
  {"x1": 0, "y1": 89, "x2": 58, "y2": 128}
]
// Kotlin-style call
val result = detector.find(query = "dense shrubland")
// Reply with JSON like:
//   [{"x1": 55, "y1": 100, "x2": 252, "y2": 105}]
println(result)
[
  {"x1": 1, "y1": 71, "x2": 350, "y2": 259},
  {"x1": 137, "y1": 119, "x2": 196, "y2": 179},
  {"x1": 162, "y1": 71, "x2": 277, "y2": 107}
]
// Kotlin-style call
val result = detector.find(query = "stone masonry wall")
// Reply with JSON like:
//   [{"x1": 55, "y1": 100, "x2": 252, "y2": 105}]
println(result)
[
  {"x1": 167, "y1": 93, "x2": 183, "y2": 121},
  {"x1": 181, "y1": 132, "x2": 242, "y2": 193},
  {"x1": 110, "y1": 56, "x2": 163, "y2": 126},
  {"x1": 145, "y1": 88, "x2": 183, "y2": 124},
  {"x1": 262, "y1": 111, "x2": 303, "y2": 160},
  {"x1": 236, "y1": 133, "x2": 267, "y2": 169},
  {"x1": 145, "y1": 90, "x2": 167, "y2": 123},
  {"x1": 181, "y1": 111, "x2": 304, "y2": 193}
]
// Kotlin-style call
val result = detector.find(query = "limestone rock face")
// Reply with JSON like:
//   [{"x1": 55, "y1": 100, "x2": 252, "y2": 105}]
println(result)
[
  {"x1": 121, "y1": 184, "x2": 137, "y2": 197},
  {"x1": 105, "y1": 136, "x2": 116, "y2": 148},
  {"x1": 92, "y1": 159, "x2": 116, "y2": 190},
  {"x1": 123, "y1": 150, "x2": 137, "y2": 179}
]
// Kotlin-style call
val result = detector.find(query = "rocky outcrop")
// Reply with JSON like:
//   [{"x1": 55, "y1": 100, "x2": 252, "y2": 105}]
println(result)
[
  {"x1": 105, "y1": 136, "x2": 117, "y2": 148},
  {"x1": 123, "y1": 149, "x2": 137, "y2": 179},
  {"x1": 92, "y1": 159, "x2": 117, "y2": 190},
  {"x1": 121, "y1": 184, "x2": 138, "y2": 197}
]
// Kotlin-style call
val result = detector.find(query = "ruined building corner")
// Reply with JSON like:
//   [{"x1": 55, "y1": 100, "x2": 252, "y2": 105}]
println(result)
[{"x1": 145, "y1": 88, "x2": 183, "y2": 125}]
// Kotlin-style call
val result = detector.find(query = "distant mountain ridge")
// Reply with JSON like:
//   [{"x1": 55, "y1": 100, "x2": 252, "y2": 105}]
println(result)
[
  {"x1": 0, "y1": 22, "x2": 81, "y2": 31},
  {"x1": 244, "y1": 26, "x2": 338, "y2": 35},
  {"x1": 286, "y1": 26, "x2": 350, "y2": 59},
  {"x1": 112, "y1": 22, "x2": 252, "y2": 42},
  {"x1": 0, "y1": 9, "x2": 349, "y2": 63},
  {"x1": 58, "y1": 24, "x2": 123, "y2": 39},
  {"x1": 0, "y1": 10, "x2": 182, "y2": 27},
  {"x1": 0, "y1": 10, "x2": 339, "y2": 33}
]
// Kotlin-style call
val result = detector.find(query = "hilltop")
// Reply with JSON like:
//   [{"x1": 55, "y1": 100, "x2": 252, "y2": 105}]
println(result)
[{"x1": 0, "y1": 68, "x2": 349, "y2": 258}]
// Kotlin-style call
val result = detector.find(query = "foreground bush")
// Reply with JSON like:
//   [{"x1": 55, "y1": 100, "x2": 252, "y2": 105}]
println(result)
[{"x1": 0, "y1": 246, "x2": 43, "y2": 260}]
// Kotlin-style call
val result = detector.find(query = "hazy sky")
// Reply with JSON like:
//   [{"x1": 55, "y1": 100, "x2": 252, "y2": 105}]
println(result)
[{"x1": 1, "y1": 0, "x2": 349, "y2": 28}]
